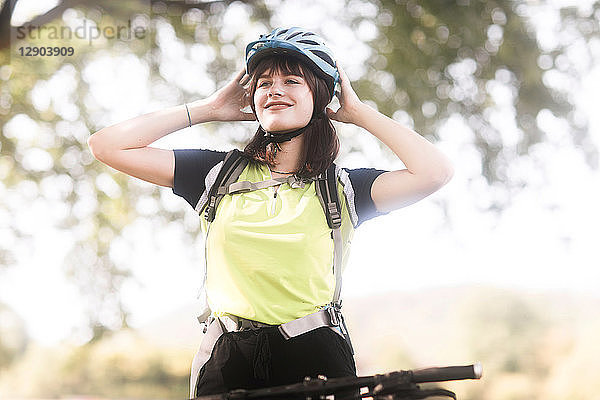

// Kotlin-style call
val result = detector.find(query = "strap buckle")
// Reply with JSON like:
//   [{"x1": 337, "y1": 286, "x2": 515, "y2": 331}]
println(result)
[
  {"x1": 204, "y1": 196, "x2": 217, "y2": 221},
  {"x1": 290, "y1": 176, "x2": 306, "y2": 189},
  {"x1": 326, "y1": 302, "x2": 342, "y2": 327},
  {"x1": 200, "y1": 315, "x2": 215, "y2": 334},
  {"x1": 327, "y1": 202, "x2": 342, "y2": 227}
]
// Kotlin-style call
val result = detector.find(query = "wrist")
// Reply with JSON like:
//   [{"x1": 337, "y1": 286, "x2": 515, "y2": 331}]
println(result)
[
  {"x1": 188, "y1": 99, "x2": 215, "y2": 124},
  {"x1": 351, "y1": 101, "x2": 375, "y2": 128}
]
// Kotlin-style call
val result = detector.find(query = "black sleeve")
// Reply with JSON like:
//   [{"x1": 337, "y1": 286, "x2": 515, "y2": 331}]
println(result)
[
  {"x1": 345, "y1": 167, "x2": 389, "y2": 226},
  {"x1": 172, "y1": 149, "x2": 227, "y2": 209}
]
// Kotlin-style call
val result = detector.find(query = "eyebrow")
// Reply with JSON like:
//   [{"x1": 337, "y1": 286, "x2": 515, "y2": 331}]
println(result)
[{"x1": 257, "y1": 72, "x2": 304, "y2": 80}]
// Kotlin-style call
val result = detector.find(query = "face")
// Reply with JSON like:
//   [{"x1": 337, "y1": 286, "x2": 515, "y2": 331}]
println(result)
[{"x1": 253, "y1": 69, "x2": 314, "y2": 133}]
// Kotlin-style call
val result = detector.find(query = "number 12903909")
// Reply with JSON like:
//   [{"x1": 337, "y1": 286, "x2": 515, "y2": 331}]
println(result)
[{"x1": 18, "y1": 47, "x2": 75, "y2": 57}]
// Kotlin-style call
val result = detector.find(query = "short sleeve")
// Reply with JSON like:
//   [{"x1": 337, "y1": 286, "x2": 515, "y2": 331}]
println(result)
[
  {"x1": 344, "y1": 167, "x2": 388, "y2": 226},
  {"x1": 172, "y1": 149, "x2": 227, "y2": 209}
]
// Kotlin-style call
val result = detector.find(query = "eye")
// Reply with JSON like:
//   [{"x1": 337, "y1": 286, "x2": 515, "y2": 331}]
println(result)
[
  {"x1": 286, "y1": 78, "x2": 300, "y2": 84},
  {"x1": 258, "y1": 80, "x2": 271, "y2": 88}
]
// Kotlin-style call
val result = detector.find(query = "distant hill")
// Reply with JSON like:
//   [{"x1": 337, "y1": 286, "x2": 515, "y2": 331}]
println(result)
[{"x1": 136, "y1": 285, "x2": 600, "y2": 375}]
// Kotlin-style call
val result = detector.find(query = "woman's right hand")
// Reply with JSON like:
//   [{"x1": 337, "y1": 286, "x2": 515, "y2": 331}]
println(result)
[{"x1": 201, "y1": 68, "x2": 256, "y2": 122}]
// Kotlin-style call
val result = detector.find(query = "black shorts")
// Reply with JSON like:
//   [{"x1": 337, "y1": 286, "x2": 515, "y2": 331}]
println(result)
[{"x1": 194, "y1": 326, "x2": 356, "y2": 396}]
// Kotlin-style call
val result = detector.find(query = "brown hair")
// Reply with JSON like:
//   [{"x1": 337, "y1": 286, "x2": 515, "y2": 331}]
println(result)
[{"x1": 243, "y1": 55, "x2": 339, "y2": 178}]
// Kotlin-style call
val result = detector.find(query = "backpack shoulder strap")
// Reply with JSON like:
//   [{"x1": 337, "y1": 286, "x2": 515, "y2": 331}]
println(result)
[
  {"x1": 204, "y1": 149, "x2": 248, "y2": 222},
  {"x1": 315, "y1": 163, "x2": 342, "y2": 229},
  {"x1": 315, "y1": 163, "x2": 344, "y2": 306},
  {"x1": 199, "y1": 149, "x2": 247, "y2": 325}
]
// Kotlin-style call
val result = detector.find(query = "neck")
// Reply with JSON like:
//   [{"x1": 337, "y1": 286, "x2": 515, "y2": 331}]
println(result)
[{"x1": 271, "y1": 134, "x2": 304, "y2": 173}]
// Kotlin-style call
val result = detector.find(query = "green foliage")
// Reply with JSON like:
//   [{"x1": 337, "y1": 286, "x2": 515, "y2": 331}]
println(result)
[
  {"x1": 0, "y1": 302, "x2": 28, "y2": 370},
  {"x1": 0, "y1": 329, "x2": 191, "y2": 399},
  {"x1": 1, "y1": 0, "x2": 214, "y2": 336},
  {"x1": 456, "y1": 289, "x2": 548, "y2": 375},
  {"x1": 356, "y1": 0, "x2": 598, "y2": 187}
]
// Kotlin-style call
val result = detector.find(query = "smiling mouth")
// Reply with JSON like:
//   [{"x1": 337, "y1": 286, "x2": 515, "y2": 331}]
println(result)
[{"x1": 265, "y1": 103, "x2": 292, "y2": 109}]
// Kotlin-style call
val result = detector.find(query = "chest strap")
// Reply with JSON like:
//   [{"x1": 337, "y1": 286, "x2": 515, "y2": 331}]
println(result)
[{"x1": 221, "y1": 175, "x2": 305, "y2": 195}]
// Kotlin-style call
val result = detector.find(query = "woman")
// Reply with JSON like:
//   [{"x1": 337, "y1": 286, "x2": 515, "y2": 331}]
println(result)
[{"x1": 88, "y1": 27, "x2": 453, "y2": 397}]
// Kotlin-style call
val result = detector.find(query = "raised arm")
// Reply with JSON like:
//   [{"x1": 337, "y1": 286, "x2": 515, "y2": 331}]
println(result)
[
  {"x1": 87, "y1": 69, "x2": 254, "y2": 188},
  {"x1": 327, "y1": 65, "x2": 454, "y2": 212}
]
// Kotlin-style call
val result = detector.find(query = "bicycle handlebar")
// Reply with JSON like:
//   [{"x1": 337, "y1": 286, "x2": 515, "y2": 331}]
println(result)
[
  {"x1": 411, "y1": 362, "x2": 483, "y2": 383},
  {"x1": 192, "y1": 363, "x2": 483, "y2": 400}
]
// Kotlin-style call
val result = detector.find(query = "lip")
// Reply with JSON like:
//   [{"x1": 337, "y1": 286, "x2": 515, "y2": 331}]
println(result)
[{"x1": 265, "y1": 101, "x2": 293, "y2": 109}]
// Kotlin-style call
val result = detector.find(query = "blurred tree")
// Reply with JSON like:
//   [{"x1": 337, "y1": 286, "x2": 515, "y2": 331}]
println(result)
[
  {"x1": 1, "y1": 0, "x2": 598, "y2": 340},
  {"x1": 1, "y1": 0, "x2": 260, "y2": 339},
  {"x1": 0, "y1": 302, "x2": 28, "y2": 370},
  {"x1": 453, "y1": 289, "x2": 550, "y2": 400},
  {"x1": 0, "y1": 329, "x2": 189, "y2": 398},
  {"x1": 459, "y1": 291, "x2": 548, "y2": 374},
  {"x1": 353, "y1": 0, "x2": 599, "y2": 204}
]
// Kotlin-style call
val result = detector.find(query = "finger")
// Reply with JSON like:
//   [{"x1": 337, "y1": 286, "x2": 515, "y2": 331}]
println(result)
[
  {"x1": 336, "y1": 62, "x2": 346, "y2": 80},
  {"x1": 234, "y1": 69, "x2": 251, "y2": 87},
  {"x1": 241, "y1": 92, "x2": 253, "y2": 109},
  {"x1": 239, "y1": 72, "x2": 251, "y2": 86},
  {"x1": 234, "y1": 68, "x2": 246, "y2": 81},
  {"x1": 326, "y1": 107, "x2": 338, "y2": 121},
  {"x1": 336, "y1": 63, "x2": 352, "y2": 89}
]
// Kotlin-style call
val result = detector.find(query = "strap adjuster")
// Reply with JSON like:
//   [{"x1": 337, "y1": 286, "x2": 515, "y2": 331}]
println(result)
[
  {"x1": 200, "y1": 315, "x2": 215, "y2": 334},
  {"x1": 326, "y1": 305, "x2": 341, "y2": 327},
  {"x1": 204, "y1": 196, "x2": 217, "y2": 221},
  {"x1": 327, "y1": 202, "x2": 342, "y2": 227}
]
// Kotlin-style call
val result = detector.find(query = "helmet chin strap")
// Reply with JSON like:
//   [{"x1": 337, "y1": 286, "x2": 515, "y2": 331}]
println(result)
[
  {"x1": 261, "y1": 124, "x2": 310, "y2": 148},
  {"x1": 260, "y1": 112, "x2": 326, "y2": 151}
]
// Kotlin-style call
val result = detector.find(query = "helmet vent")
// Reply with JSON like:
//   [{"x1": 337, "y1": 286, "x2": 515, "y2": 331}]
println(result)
[
  {"x1": 298, "y1": 39, "x2": 319, "y2": 45},
  {"x1": 286, "y1": 31, "x2": 303, "y2": 40},
  {"x1": 312, "y1": 50, "x2": 335, "y2": 67}
]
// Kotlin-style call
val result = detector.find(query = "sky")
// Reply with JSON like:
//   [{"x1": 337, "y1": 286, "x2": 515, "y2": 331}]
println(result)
[{"x1": 2, "y1": 0, "x2": 599, "y2": 345}]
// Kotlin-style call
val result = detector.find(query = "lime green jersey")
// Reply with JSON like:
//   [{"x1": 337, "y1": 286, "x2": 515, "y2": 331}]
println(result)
[
  {"x1": 173, "y1": 149, "x2": 386, "y2": 325},
  {"x1": 200, "y1": 162, "x2": 354, "y2": 324}
]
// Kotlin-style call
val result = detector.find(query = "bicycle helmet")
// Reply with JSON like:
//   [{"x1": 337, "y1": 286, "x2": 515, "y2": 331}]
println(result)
[{"x1": 245, "y1": 27, "x2": 339, "y2": 100}]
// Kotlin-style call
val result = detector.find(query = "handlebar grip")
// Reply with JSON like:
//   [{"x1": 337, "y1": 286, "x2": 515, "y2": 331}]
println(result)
[{"x1": 411, "y1": 362, "x2": 483, "y2": 383}]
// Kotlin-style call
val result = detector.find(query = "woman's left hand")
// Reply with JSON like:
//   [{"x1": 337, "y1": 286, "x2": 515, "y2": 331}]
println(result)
[{"x1": 326, "y1": 63, "x2": 364, "y2": 125}]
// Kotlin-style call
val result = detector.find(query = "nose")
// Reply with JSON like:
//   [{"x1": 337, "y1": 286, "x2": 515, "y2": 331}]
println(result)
[{"x1": 267, "y1": 81, "x2": 283, "y2": 97}]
